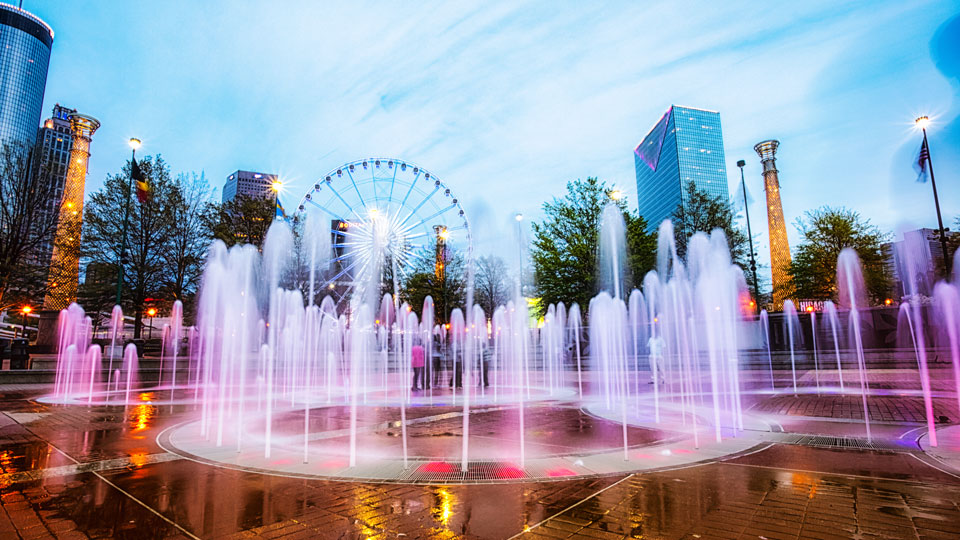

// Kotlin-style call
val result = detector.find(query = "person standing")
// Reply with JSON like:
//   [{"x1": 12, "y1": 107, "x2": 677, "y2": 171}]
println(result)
[
  {"x1": 647, "y1": 333, "x2": 665, "y2": 385},
  {"x1": 411, "y1": 342, "x2": 425, "y2": 391}
]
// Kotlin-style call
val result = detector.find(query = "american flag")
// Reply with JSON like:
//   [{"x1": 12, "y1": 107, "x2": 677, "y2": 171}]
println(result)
[{"x1": 915, "y1": 138, "x2": 929, "y2": 183}]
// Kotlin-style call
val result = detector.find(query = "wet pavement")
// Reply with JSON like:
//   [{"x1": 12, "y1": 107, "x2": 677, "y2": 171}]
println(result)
[{"x1": 0, "y1": 385, "x2": 959, "y2": 539}]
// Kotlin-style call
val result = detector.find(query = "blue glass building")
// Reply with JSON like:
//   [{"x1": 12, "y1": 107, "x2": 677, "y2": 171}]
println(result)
[
  {"x1": 634, "y1": 105, "x2": 730, "y2": 231},
  {"x1": 0, "y1": 3, "x2": 53, "y2": 147}
]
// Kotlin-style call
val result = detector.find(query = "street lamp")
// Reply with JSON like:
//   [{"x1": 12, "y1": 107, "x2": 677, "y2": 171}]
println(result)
[
  {"x1": 609, "y1": 189, "x2": 624, "y2": 201},
  {"x1": 115, "y1": 138, "x2": 142, "y2": 306},
  {"x1": 19, "y1": 305, "x2": 32, "y2": 339},
  {"x1": 915, "y1": 116, "x2": 950, "y2": 275},
  {"x1": 515, "y1": 213, "x2": 524, "y2": 298},
  {"x1": 737, "y1": 159, "x2": 760, "y2": 311},
  {"x1": 146, "y1": 307, "x2": 157, "y2": 340}
]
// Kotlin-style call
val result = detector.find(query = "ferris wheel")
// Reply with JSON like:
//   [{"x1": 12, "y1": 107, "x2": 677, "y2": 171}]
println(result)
[{"x1": 293, "y1": 158, "x2": 470, "y2": 306}]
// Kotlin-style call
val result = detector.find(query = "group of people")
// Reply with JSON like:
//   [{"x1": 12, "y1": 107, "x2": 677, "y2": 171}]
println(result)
[
  {"x1": 407, "y1": 332, "x2": 667, "y2": 392},
  {"x1": 408, "y1": 341, "x2": 492, "y2": 392}
]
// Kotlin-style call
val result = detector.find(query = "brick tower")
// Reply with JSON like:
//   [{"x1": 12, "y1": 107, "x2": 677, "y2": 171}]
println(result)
[
  {"x1": 44, "y1": 113, "x2": 100, "y2": 310},
  {"x1": 754, "y1": 140, "x2": 791, "y2": 310}
]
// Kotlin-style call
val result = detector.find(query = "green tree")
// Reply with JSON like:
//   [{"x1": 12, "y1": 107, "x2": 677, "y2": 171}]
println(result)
[
  {"x1": 0, "y1": 141, "x2": 60, "y2": 311},
  {"x1": 400, "y1": 247, "x2": 466, "y2": 325},
  {"x1": 787, "y1": 207, "x2": 892, "y2": 304},
  {"x1": 531, "y1": 177, "x2": 657, "y2": 316},
  {"x1": 203, "y1": 195, "x2": 276, "y2": 249},
  {"x1": 83, "y1": 156, "x2": 175, "y2": 337},
  {"x1": 672, "y1": 180, "x2": 749, "y2": 265}
]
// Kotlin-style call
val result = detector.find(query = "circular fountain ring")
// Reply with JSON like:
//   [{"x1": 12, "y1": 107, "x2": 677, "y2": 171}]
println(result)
[{"x1": 158, "y1": 397, "x2": 770, "y2": 484}]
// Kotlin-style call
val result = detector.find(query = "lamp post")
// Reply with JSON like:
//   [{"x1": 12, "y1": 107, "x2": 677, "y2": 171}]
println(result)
[
  {"x1": 515, "y1": 213, "x2": 524, "y2": 298},
  {"x1": 146, "y1": 307, "x2": 156, "y2": 339},
  {"x1": 737, "y1": 159, "x2": 760, "y2": 311},
  {"x1": 115, "y1": 138, "x2": 141, "y2": 306},
  {"x1": 19, "y1": 305, "x2": 32, "y2": 339},
  {"x1": 916, "y1": 116, "x2": 950, "y2": 276}
]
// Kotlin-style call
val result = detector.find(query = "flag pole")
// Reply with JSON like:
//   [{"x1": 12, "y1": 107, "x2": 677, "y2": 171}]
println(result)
[
  {"x1": 921, "y1": 124, "x2": 950, "y2": 276},
  {"x1": 115, "y1": 140, "x2": 140, "y2": 305}
]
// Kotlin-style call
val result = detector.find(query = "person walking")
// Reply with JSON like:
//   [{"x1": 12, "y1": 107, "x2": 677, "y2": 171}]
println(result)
[{"x1": 411, "y1": 342, "x2": 425, "y2": 391}]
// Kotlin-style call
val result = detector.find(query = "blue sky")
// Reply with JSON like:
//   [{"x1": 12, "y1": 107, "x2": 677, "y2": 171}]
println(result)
[{"x1": 28, "y1": 0, "x2": 960, "y2": 269}]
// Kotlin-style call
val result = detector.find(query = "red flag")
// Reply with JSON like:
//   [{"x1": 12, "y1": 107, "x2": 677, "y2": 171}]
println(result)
[{"x1": 132, "y1": 159, "x2": 151, "y2": 202}]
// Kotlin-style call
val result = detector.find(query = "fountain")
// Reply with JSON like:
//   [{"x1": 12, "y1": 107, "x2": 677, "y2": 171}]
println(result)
[{"x1": 40, "y1": 199, "x2": 960, "y2": 483}]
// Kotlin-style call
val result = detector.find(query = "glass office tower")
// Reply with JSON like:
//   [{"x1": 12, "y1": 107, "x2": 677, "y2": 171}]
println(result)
[
  {"x1": 0, "y1": 3, "x2": 53, "y2": 147},
  {"x1": 634, "y1": 105, "x2": 730, "y2": 231}
]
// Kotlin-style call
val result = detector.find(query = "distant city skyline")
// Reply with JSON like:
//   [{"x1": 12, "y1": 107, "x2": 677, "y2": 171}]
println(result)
[{"x1": 26, "y1": 1, "x2": 960, "y2": 270}]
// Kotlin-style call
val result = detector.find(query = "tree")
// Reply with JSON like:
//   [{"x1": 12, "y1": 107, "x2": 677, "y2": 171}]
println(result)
[
  {"x1": 787, "y1": 207, "x2": 892, "y2": 304},
  {"x1": 83, "y1": 156, "x2": 176, "y2": 337},
  {"x1": 163, "y1": 172, "x2": 212, "y2": 307},
  {"x1": 0, "y1": 141, "x2": 60, "y2": 311},
  {"x1": 400, "y1": 247, "x2": 466, "y2": 325},
  {"x1": 474, "y1": 255, "x2": 511, "y2": 317},
  {"x1": 203, "y1": 195, "x2": 276, "y2": 249},
  {"x1": 672, "y1": 180, "x2": 749, "y2": 263},
  {"x1": 530, "y1": 177, "x2": 657, "y2": 316}
]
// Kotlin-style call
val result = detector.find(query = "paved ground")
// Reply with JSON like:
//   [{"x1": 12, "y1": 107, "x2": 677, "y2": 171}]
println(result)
[{"x1": 0, "y1": 384, "x2": 958, "y2": 539}]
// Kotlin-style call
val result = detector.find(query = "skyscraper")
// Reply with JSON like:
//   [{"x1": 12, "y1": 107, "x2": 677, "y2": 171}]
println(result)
[
  {"x1": 754, "y1": 140, "x2": 791, "y2": 310},
  {"x1": 0, "y1": 3, "x2": 54, "y2": 147},
  {"x1": 27, "y1": 104, "x2": 75, "y2": 269},
  {"x1": 222, "y1": 170, "x2": 278, "y2": 203},
  {"x1": 634, "y1": 105, "x2": 730, "y2": 231}
]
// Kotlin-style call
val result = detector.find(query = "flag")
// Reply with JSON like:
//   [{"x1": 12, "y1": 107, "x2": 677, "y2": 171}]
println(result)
[
  {"x1": 132, "y1": 159, "x2": 151, "y2": 203},
  {"x1": 914, "y1": 138, "x2": 930, "y2": 183},
  {"x1": 275, "y1": 196, "x2": 287, "y2": 221}
]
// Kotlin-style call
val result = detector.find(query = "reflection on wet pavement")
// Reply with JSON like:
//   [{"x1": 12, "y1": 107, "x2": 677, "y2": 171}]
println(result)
[{"x1": 0, "y1": 387, "x2": 957, "y2": 539}]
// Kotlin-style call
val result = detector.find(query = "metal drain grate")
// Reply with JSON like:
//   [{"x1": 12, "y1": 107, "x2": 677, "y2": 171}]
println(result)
[
  {"x1": 405, "y1": 461, "x2": 527, "y2": 482},
  {"x1": 770, "y1": 433, "x2": 918, "y2": 452}
]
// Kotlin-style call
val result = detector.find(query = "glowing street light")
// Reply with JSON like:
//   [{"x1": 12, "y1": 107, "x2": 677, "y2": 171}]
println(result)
[
  {"x1": 18, "y1": 305, "x2": 32, "y2": 339},
  {"x1": 915, "y1": 115, "x2": 931, "y2": 130},
  {"x1": 146, "y1": 307, "x2": 157, "y2": 339},
  {"x1": 128, "y1": 137, "x2": 141, "y2": 150},
  {"x1": 609, "y1": 189, "x2": 624, "y2": 201},
  {"x1": 438, "y1": 227, "x2": 451, "y2": 240}
]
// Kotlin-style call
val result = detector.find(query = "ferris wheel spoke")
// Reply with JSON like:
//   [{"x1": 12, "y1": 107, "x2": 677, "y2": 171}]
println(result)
[
  {"x1": 345, "y1": 168, "x2": 367, "y2": 209},
  {"x1": 306, "y1": 198, "x2": 348, "y2": 221},
  {"x1": 400, "y1": 202, "x2": 456, "y2": 232},
  {"x1": 387, "y1": 165, "x2": 399, "y2": 210},
  {"x1": 325, "y1": 182, "x2": 364, "y2": 221},
  {"x1": 397, "y1": 185, "x2": 440, "y2": 229},
  {"x1": 398, "y1": 170, "x2": 423, "y2": 210}
]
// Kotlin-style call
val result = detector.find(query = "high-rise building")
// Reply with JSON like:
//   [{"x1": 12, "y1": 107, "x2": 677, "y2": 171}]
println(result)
[
  {"x1": 754, "y1": 140, "x2": 791, "y2": 310},
  {"x1": 634, "y1": 105, "x2": 730, "y2": 231},
  {"x1": 0, "y1": 3, "x2": 54, "y2": 147},
  {"x1": 222, "y1": 170, "x2": 278, "y2": 203},
  {"x1": 43, "y1": 113, "x2": 99, "y2": 310},
  {"x1": 26, "y1": 104, "x2": 75, "y2": 268}
]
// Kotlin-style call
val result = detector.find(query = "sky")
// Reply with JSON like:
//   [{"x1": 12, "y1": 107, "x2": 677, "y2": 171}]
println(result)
[{"x1": 25, "y1": 0, "x2": 960, "y2": 273}]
